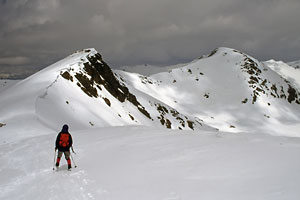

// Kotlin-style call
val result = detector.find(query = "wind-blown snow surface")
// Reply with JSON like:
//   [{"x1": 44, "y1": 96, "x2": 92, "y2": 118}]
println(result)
[{"x1": 1, "y1": 126, "x2": 300, "y2": 200}]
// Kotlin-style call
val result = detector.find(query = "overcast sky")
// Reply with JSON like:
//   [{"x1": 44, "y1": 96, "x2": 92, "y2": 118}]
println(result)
[{"x1": 0, "y1": 0, "x2": 300, "y2": 70}]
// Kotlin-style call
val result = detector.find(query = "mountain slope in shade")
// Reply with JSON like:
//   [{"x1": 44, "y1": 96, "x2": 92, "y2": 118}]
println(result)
[
  {"x1": 122, "y1": 47, "x2": 300, "y2": 136},
  {"x1": 288, "y1": 60, "x2": 300, "y2": 69}
]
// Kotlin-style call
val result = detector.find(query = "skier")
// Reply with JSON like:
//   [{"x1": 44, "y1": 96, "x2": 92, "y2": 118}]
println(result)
[{"x1": 55, "y1": 124, "x2": 73, "y2": 170}]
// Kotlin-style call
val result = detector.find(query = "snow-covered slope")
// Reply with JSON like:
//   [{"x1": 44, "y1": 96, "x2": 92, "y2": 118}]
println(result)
[
  {"x1": 1, "y1": 47, "x2": 300, "y2": 140},
  {"x1": 119, "y1": 64, "x2": 167, "y2": 76},
  {"x1": 0, "y1": 79, "x2": 19, "y2": 93},
  {"x1": 264, "y1": 59, "x2": 300, "y2": 90},
  {"x1": 1, "y1": 47, "x2": 300, "y2": 200},
  {"x1": 1, "y1": 126, "x2": 300, "y2": 200},
  {"x1": 122, "y1": 48, "x2": 300, "y2": 136},
  {"x1": 288, "y1": 60, "x2": 300, "y2": 69},
  {"x1": 0, "y1": 49, "x2": 212, "y2": 142},
  {"x1": 119, "y1": 61, "x2": 194, "y2": 76}
]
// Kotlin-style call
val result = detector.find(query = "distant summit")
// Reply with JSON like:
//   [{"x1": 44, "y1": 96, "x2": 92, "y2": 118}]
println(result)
[
  {"x1": 120, "y1": 47, "x2": 300, "y2": 135},
  {"x1": 288, "y1": 60, "x2": 300, "y2": 69}
]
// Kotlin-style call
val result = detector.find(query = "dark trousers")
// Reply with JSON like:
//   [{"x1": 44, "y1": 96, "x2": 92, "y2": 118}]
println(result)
[{"x1": 56, "y1": 150, "x2": 71, "y2": 166}]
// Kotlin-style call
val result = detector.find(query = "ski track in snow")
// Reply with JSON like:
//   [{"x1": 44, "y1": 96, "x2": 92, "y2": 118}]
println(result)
[
  {"x1": 37, "y1": 75, "x2": 60, "y2": 100},
  {"x1": 34, "y1": 75, "x2": 61, "y2": 130}
]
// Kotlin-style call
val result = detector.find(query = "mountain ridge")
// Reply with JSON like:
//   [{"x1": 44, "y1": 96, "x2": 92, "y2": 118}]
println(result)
[
  {"x1": 1, "y1": 47, "x2": 300, "y2": 142},
  {"x1": 0, "y1": 48, "x2": 214, "y2": 142},
  {"x1": 118, "y1": 47, "x2": 300, "y2": 135}
]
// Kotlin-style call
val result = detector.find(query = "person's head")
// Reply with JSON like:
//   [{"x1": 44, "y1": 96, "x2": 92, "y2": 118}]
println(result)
[{"x1": 61, "y1": 124, "x2": 69, "y2": 133}]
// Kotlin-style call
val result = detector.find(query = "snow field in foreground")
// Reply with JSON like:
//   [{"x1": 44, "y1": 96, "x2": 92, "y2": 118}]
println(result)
[{"x1": 1, "y1": 126, "x2": 300, "y2": 200}]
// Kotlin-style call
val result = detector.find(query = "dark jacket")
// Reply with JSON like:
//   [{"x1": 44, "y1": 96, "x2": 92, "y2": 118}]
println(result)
[{"x1": 55, "y1": 125, "x2": 73, "y2": 152}]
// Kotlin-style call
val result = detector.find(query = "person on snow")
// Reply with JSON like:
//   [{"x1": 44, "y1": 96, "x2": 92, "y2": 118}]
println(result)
[{"x1": 55, "y1": 124, "x2": 73, "y2": 170}]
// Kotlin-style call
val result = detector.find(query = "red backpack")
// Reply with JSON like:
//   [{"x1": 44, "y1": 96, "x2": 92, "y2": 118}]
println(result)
[{"x1": 59, "y1": 133, "x2": 70, "y2": 148}]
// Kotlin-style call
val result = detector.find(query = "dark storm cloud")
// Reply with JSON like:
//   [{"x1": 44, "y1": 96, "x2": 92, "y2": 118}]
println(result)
[{"x1": 0, "y1": 0, "x2": 300, "y2": 70}]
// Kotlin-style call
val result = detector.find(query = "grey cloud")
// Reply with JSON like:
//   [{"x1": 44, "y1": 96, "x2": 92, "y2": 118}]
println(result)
[
  {"x1": 0, "y1": 0, "x2": 300, "y2": 71},
  {"x1": 0, "y1": 56, "x2": 30, "y2": 65}
]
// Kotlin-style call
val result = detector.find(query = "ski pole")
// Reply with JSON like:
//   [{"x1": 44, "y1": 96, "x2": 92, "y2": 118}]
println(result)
[
  {"x1": 53, "y1": 149, "x2": 57, "y2": 170},
  {"x1": 70, "y1": 152, "x2": 77, "y2": 168},
  {"x1": 71, "y1": 146, "x2": 76, "y2": 154}
]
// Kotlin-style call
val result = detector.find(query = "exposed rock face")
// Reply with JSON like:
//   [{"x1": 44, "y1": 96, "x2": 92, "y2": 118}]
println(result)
[
  {"x1": 234, "y1": 49, "x2": 300, "y2": 105},
  {"x1": 154, "y1": 103, "x2": 205, "y2": 130},
  {"x1": 57, "y1": 49, "x2": 212, "y2": 131},
  {"x1": 61, "y1": 51, "x2": 152, "y2": 120}
]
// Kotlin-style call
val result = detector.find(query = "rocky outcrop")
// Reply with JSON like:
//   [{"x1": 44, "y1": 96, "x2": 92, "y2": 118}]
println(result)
[{"x1": 61, "y1": 51, "x2": 152, "y2": 119}]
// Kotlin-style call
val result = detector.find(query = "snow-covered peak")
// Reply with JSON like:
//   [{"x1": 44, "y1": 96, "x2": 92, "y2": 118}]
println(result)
[
  {"x1": 74, "y1": 47, "x2": 98, "y2": 54},
  {"x1": 264, "y1": 59, "x2": 290, "y2": 70},
  {"x1": 1, "y1": 47, "x2": 300, "y2": 200},
  {"x1": 0, "y1": 48, "x2": 214, "y2": 142},
  {"x1": 199, "y1": 47, "x2": 250, "y2": 60},
  {"x1": 264, "y1": 59, "x2": 300, "y2": 91},
  {"x1": 1, "y1": 46, "x2": 300, "y2": 140},
  {"x1": 140, "y1": 47, "x2": 300, "y2": 136},
  {"x1": 288, "y1": 60, "x2": 300, "y2": 69}
]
